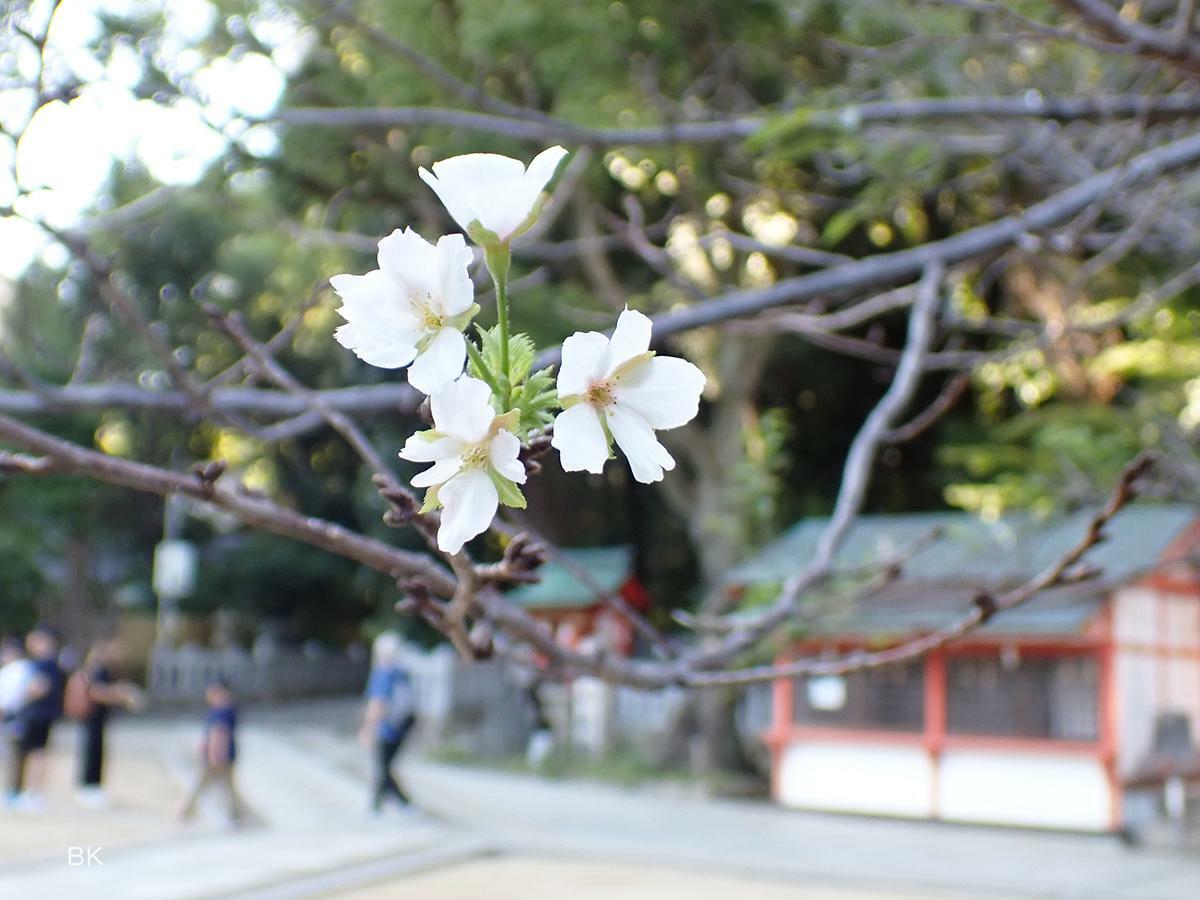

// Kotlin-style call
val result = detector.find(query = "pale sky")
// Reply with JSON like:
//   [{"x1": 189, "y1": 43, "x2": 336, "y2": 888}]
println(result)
[{"x1": 0, "y1": 0, "x2": 310, "y2": 279}]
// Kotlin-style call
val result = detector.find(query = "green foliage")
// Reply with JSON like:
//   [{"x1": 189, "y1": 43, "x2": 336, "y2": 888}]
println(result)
[
  {"x1": 468, "y1": 324, "x2": 557, "y2": 438},
  {"x1": 5, "y1": 0, "x2": 1199, "y2": 639},
  {"x1": 511, "y1": 366, "x2": 558, "y2": 437}
]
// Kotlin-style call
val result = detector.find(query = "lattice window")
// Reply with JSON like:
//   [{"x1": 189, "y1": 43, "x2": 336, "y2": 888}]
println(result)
[
  {"x1": 793, "y1": 663, "x2": 925, "y2": 732},
  {"x1": 946, "y1": 653, "x2": 1098, "y2": 741}
]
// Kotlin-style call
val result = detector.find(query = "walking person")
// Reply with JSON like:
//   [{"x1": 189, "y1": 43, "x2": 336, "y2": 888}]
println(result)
[
  {"x1": 65, "y1": 638, "x2": 144, "y2": 808},
  {"x1": 9, "y1": 625, "x2": 66, "y2": 811},
  {"x1": 1, "y1": 635, "x2": 33, "y2": 804},
  {"x1": 359, "y1": 633, "x2": 416, "y2": 814},
  {"x1": 179, "y1": 677, "x2": 247, "y2": 826}
]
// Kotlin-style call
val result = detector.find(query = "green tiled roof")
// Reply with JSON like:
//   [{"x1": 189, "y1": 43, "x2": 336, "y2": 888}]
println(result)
[
  {"x1": 728, "y1": 505, "x2": 1196, "y2": 586},
  {"x1": 507, "y1": 545, "x2": 633, "y2": 610},
  {"x1": 726, "y1": 504, "x2": 1197, "y2": 638}
]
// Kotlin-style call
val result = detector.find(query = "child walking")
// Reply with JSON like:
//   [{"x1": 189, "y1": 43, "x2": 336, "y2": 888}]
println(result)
[{"x1": 179, "y1": 678, "x2": 247, "y2": 826}]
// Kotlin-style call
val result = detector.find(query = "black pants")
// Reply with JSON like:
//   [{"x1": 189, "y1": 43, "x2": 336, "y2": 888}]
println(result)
[
  {"x1": 7, "y1": 718, "x2": 52, "y2": 796},
  {"x1": 80, "y1": 716, "x2": 105, "y2": 787},
  {"x1": 5, "y1": 735, "x2": 22, "y2": 796},
  {"x1": 372, "y1": 719, "x2": 413, "y2": 811}
]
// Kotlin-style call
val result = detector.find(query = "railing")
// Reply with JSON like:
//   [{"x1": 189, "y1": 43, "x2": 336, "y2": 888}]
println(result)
[
  {"x1": 147, "y1": 640, "x2": 770, "y2": 767},
  {"x1": 148, "y1": 645, "x2": 369, "y2": 704}
]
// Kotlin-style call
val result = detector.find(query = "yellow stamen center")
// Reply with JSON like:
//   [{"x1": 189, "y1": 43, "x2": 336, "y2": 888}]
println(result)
[
  {"x1": 412, "y1": 293, "x2": 443, "y2": 330},
  {"x1": 462, "y1": 443, "x2": 490, "y2": 470},
  {"x1": 586, "y1": 380, "x2": 616, "y2": 409}
]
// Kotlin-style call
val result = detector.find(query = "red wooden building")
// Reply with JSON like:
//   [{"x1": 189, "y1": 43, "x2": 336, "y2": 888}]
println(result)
[
  {"x1": 507, "y1": 546, "x2": 649, "y2": 655},
  {"x1": 726, "y1": 505, "x2": 1200, "y2": 832}
]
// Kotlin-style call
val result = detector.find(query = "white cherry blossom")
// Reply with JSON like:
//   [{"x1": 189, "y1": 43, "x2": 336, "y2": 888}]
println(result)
[
  {"x1": 399, "y1": 376, "x2": 526, "y2": 554},
  {"x1": 552, "y1": 308, "x2": 706, "y2": 484},
  {"x1": 331, "y1": 228, "x2": 477, "y2": 394},
  {"x1": 418, "y1": 146, "x2": 568, "y2": 244}
]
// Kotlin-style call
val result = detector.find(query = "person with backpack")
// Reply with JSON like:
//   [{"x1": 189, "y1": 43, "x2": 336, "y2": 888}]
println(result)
[
  {"x1": 359, "y1": 632, "x2": 417, "y2": 814},
  {"x1": 66, "y1": 638, "x2": 144, "y2": 808}
]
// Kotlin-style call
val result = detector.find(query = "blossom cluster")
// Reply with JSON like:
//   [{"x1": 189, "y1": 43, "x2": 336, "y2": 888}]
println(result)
[{"x1": 331, "y1": 146, "x2": 706, "y2": 554}]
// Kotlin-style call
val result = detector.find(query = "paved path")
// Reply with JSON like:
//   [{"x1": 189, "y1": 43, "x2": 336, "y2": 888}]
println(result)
[
  {"x1": 0, "y1": 716, "x2": 459, "y2": 900},
  {"x1": 2, "y1": 701, "x2": 1199, "y2": 898},
  {"x1": 402, "y1": 761, "x2": 1200, "y2": 899}
]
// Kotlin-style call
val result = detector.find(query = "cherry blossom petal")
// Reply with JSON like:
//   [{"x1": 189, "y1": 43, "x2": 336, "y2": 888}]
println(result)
[
  {"x1": 431, "y1": 153, "x2": 526, "y2": 185},
  {"x1": 331, "y1": 270, "x2": 419, "y2": 334},
  {"x1": 607, "y1": 405, "x2": 675, "y2": 484},
  {"x1": 398, "y1": 434, "x2": 463, "y2": 464},
  {"x1": 601, "y1": 307, "x2": 653, "y2": 377},
  {"x1": 329, "y1": 270, "x2": 395, "y2": 316},
  {"x1": 489, "y1": 429, "x2": 527, "y2": 484},
  {"x1": 552, "y1": 403, "x2": 609, "y2": 475},
  {"x1": 614, "y1": 356, "x2": 706, "y2": 430},
  {"x1": 331, "y1": 270, "x2": 421, "y2": 368},
  {"x1": 429, "y1": 376, "x2": 496, "y2": 444},
  {"x1": 410, "y1": 456, "x2": 463, "y2": 489},
  {"x1": 556, "y1": 331, "x2": 609, "y2": 397},
  {"x1": 333, "y1": 320, "x2": 418, "y2": 369},
  {"x1": 408, "y1": 327, "x2": 466, "y2": 394},
  {"x1": 377, "y1": 227, "x2": 440, "y2": 301},
  {"x1": 418, "y1": 168, "x2": 480, "y2": 236},
  {"x1": 436, "y1": 233, "x2": 475, "y2": 317},
  {"x1": 523, "y1": 146, "x2": 569, "y2": 195},
  {"x1": 421, "y1": 149, "x2": 568, "y2": 241},
  {"x1": 437, "y1": 468, "x2": 499, "y2": 554},
  {"x1": 479, "y1": 176, "x2": 540, "y2": 240}
]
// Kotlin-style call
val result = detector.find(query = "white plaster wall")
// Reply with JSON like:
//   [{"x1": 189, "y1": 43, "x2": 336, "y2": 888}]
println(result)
[
  {"x1": 938, "y1": 751, "x2": 1111, "y2": 831},
  {"x1": 1164, "y1": 594, "x2": 1200, "y2": 649},
  {"x1": 1112, "y1": 587, "x2": 1157, "y2": 644},
  {"x1": 1115, "y1": 651, "x2": 1155, "y2": 775},
  {"x1": 777, "y1": 743, "x2": 933, "y2": 817}
]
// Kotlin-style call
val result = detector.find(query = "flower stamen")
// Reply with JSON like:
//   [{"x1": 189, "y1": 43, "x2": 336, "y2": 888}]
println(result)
[
  {"x1": 586, "y1": 379, "x2": 616, "y2": 409},
  {"x1": 462, "y1": 443, "x2": 490, "y2": 470},
  {"x1": 411, "y1": 293, "x2": 443, "y2": 331}
]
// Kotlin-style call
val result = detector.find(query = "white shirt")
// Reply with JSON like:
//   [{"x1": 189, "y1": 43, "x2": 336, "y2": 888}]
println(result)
[{"x1": 0, "y1": 658, "x2": 33, "y2": 715}]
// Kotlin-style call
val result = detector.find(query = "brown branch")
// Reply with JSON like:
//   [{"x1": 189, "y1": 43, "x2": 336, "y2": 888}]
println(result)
[
  {"x1": 1052, "y1": 0, "x2": 1200, "y2": 77},
  {"x1": 534, "y1": 128, "x2": 1200, "y2": 367},
  {"x1": 0, "y1": 412, "x2": 456, "y2": 596},
  {"x1": 273, "y1": 94, "x2": 1200, "y2": 147},
  {"x1": 685, "y1": 262, "x2": 946, "y2": 671},
  {"x1": 884, "y1": 373, "x2": 970, "y2": 444}
]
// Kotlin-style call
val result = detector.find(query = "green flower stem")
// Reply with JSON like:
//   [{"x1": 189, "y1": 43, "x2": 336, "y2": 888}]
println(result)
[
  {"x1": 495, "y1": 275, "x2": 510, "y2": 399},
  {"x1": 484, "y1": 243, "x2": 513, "y2": 408},
  {"x1": 465, "y1": 340, "x2": 503, "y2": 399}
]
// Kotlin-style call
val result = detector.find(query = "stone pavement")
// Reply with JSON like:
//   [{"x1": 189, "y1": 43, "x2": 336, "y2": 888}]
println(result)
[
  {"x1": 1, "y1": 700, "x2": 1199, "y2": 899},
  {"x1": 401, "y1": 760, "x2": 1200, "y2": 900},
  {"x1": 0, "y1": 715, "x2": 460, "y2": 900}
]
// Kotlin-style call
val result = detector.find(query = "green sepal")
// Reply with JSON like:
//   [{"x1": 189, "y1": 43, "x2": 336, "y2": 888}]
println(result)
[
  {"x1": 489, "y1": 470, "x2": 527, "y2": 509},
  {"x1": 494, "y1": 409, "x2": 521, "y2": 433},
  {"x1": 467, "y1": 221, "x2": 501, "y2": 250},
  {"x1": 611, "y1": 350, "x2": 655, "y2": 381},
  {"x1": 419, "y1": 484, "x2": 442, "y2": 514},
  {"x1": 481, "y1": 239, "x2": 512, "y2": 285},
  {"x1": 599, "y1": 413, "x2": 616, "y2": 459},
  {"x1": 407, "y1": 428, "x2": 444, "y2": 445},
  {"x1": 447, "y1": 303, "x2": 480, "y2": 331}
]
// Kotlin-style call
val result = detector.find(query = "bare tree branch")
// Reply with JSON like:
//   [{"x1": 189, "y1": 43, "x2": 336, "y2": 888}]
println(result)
[
  {"x1": 273, "y1": 94, "x2": 1200, "y2": 147},
  {"x1": 0, "y1": 412, "x2": 457, "y2": 595}
]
